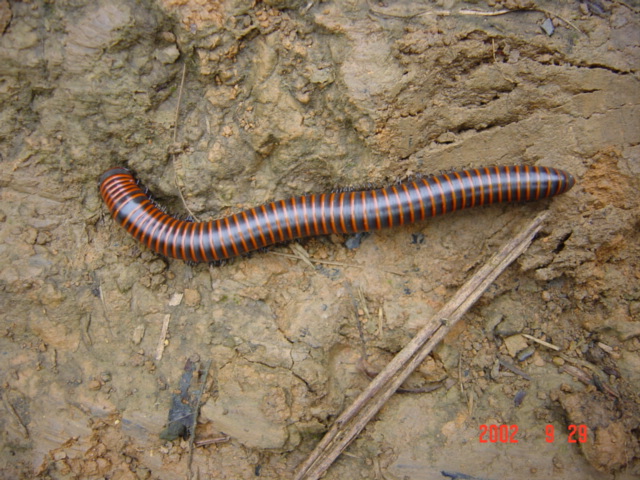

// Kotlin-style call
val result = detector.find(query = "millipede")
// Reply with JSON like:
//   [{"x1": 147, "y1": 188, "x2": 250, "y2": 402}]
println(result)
[{"x1": 99, "y1": 165, "x2": 575, "y2": 263}]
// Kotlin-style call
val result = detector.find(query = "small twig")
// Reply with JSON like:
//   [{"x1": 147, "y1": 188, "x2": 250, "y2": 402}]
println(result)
[
  {"x1": 173, "y1": 63, "x2": 186, "y2": 144},
  {"x1": 498, "y1": 358, "x2": 533, "y2": 381},
  {"x1": 522, "y1": 333, "x2": 560, "y2": 351},
  {"x1": 171, "y1": 62, "x2": 198, "y2": 220},
  {"x1": 98, "y1": 283, "x2": 115, "y2": 338},
  {"x1": 188, "y1": 359, "x2": 213, "y2": 479},
  {"x1": 155, "y1": 314, "x2": 171, "y2": 361},
  {"x1": 294, "y1": 212, "x2": 548, "y2": 480},
  {"x1": 368, "y1": 2, "x2": 584, "y2": 35},
  {"x1": 289, "y1": 243, "x2": 315, "y2": 269},
  {"x1": 614, "y1": 1, "x2": 640, "y2": 14},
  {"x1": 459, "y1": 8, "x2": 512, "y2": 16},
  {"x1": 82, "y1": 313, "x2": 93, "y2": 347},
  {"x1": 194, "y1": 435, "x2": 231, "y2": 447}
]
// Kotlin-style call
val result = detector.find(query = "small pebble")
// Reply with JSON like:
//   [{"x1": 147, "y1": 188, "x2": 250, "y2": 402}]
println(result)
[
  {"x1": 88, "y1": 379, "x2": 102, "y2": 391},
  {"x1": 541, "y1": 18, "x2": 555, "y2": 36}
]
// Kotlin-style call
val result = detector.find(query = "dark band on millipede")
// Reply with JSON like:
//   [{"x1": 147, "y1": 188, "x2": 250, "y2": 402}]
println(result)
[{"x1": 99, "y1": 165, "x2": 575, "y2": 263}]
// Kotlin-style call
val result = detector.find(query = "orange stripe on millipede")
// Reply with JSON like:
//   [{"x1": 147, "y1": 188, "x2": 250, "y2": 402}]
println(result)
[
  {"x1": 290, "y1": 198, "x2": 302, "y2": 237},
  {"x1": 185, "y1": 223, "x2": 195, "y2": 261},
  {"x1": 130, "y1": 203, "x2": 155, "y2": 239},
  {"x1": 132, "y1": 203, "x2": 155, "y2": 241},
  {"x1": 361, "y1": 191, "x2": 369, "y2": 230},
  {"x1": 188, "y1": 223, "x2": 198, "y2": 262},
  {"x1": 168, "y1": 221, "x2": 179, "y2": 259},
  {"x1": 504, "y1": 167, "x2": 512, "y2": 202},
  {"x1": 420, "y1": 179, "x2": 436, "y2": 217},
  {"x1": 543, "y1": 167, "x2": 552, "y2": 197},
  {"x1": 177, "y1": 222, "x2": 187, "y2": 261},
  {"x1": 259, "y1": 205, "x2": 274, "y2": 244},
  {"x1": 453, "y1": 172, "x2": 465, "y2": 210},
  {"x1": 320, "y1": 194, "x2": 329, "y2": 234},
  {"x1": 180, "y1": 222, "x2": 190, "y2": 261},
  {"x1": 329, "y1": 193, "x2": 338, "y2": 233},
  {"x1": 391, "y1": 185, "x2": 404, "y2": 225},
  {"x1": 482, "y1": 168, "x2": 492, "y2": 204},
  {"x1": 222, "y1": 217, "x2": 237, "y2": 257},
  {"x1": 492, "y1": 167, "x2": 501, "y2": 203},
  {"x1": 250, "y1": 208, "x2": 267, "y2": 247},
  {"x1": 232, "y1": 214, "x2": 249, "y2": 254},
  {"x1": 172, "y1": 222, "x2": 184, "y2": 260},
  {"x1": 113, "y1": 193, "x2": 142, "y2": 228},
  {"x1": 432, "y1": 177, "x2": 446, "y2": 215},
  {"x1": 241, "y1": 211, "x2": 259, "y2": 250},
  {"x1": 350, "y1": 193, "x2": 357, "y2": 232},
  {"x1": 123, "y1": 204, "x2": 147, "y2": 236},
  {"x1": 155, "y1": 216, "x2": 174, "y2": 257},
  {"x1": 554, "y1": 169, "x2": 564, "y2": 195},
  {"x1": 380, "y1": 188, "x2": 393, "y2": 227},
  {"x1": 463, "y1": 170, "x2": 474, "y2": 208},
  {"x1": 339, "y1": 193, "x2": 348, "y2": 233},
  {"x1": 371, "y1": 190, "x2": 381, "y2": 230},
  {"x1": 299, "y1": 197, "x2": 310, "y2": 236},
  {"x1": 534, "y1": 168, "x2": 541, "y2": 199},
  {"x1": 310, "y1": 195, "x2": 320, "y2": 235},
  {"x1": 184, "y1": 223, "x2": 193, "y2": 261},
  {"x1": 215, "y1": 220, "x2": 227, "y2": 258},
  {"x1": 514, "y1": 167, "x2": 522, "y2": 202},
  {"x1": 401, "y1": 183, "x2": 414, "y2": 223},
  {"x1": 207, "y1": 221, "x2": 218, "y2": 260},
  {"x1": 163, "y1": 218, "x2": 181, "y2": 258},
  {"x1": 142, "y1": 209, "x2": 165, "y2": 249},
  {"x1": 268, "y1": 203, "x2": 282, "y2": 242},
  {"x1": 443, "y1": 174, "x2": 456, "y2": 212},
  {"x1": 280, "y1": 200, "x2": 293, "y2": 240},
  {"x1": 412, "y1": 182, "x2": 425, "y2": 220},
  {"x1": 198, "y1": 222, "x2": 206, "y2": 261}
]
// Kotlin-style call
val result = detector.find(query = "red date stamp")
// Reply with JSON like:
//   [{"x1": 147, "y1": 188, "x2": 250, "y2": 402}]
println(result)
[
  {"x1": 545, "y1": 424, "x2": 589, "y2": 443},
  {"x1": 479, "y1": 424, "x2": 588, "y2": 444},
  {"x1": 479, "y1": 424, "x2": 519, "y2": 443}
]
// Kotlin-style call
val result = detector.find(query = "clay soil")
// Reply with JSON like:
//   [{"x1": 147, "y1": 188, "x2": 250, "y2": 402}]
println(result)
[{"x1": 1, "y1": 1, "x2": 639, "y2": 479}]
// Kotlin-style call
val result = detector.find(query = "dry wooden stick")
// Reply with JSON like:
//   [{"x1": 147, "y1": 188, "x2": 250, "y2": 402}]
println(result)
[
  {"x1": 294, "y1": 211, "x2": 549, "y2": 480},
  {"x1": 188, "y1": 359, "x2": 213, "y2": 480}
]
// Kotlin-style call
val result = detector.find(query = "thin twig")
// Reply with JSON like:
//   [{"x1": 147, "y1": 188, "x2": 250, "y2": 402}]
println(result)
[
  {"x1": 155, "y1": 314, "x2": 171, "y2": 361},
  {"x1": 98, "y1": 283, "x2": 115, "y2": 338},
  {"x1": 171, "y1": 62, "x2": 198, "y2": 220},
  {"x1": 294, "y1": 212, "x2": 548, "y2": 480},
  {"x1": 458, "y1": 8, "x2": 512, "y2": 16},
  {"x1": 188, "y1": 359, "x2": 213, "y2": 479},
  {"x1": 368, "y1": 2, "x2": 584, "y2": 35},
  {"x1": 173, "y1": 63, "x2": 187, "y2": 143},
  {"x1": 522, "y1": 333, "x2": 560, "y2": 351},
  {"x1": 498, "y1": 358, "x2": 533, "y2": 381},
  {"x1": 194, "y1": 435, "x2": 231, "y2": 447}
]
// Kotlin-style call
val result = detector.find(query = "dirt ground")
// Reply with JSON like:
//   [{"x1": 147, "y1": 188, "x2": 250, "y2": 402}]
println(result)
[{"x1": 1, "y1": 0, "x2": 639, "y2": 479}]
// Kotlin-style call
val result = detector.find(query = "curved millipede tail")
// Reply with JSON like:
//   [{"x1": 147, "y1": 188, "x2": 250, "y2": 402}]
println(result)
[{"x1": 99, "y1": 165, "x2": 575, "y2": 263}]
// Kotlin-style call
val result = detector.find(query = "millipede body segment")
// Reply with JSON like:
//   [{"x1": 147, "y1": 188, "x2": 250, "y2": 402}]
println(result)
[{"x1": 99, "y1": 165, "x2": 575, "y2": 263}]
